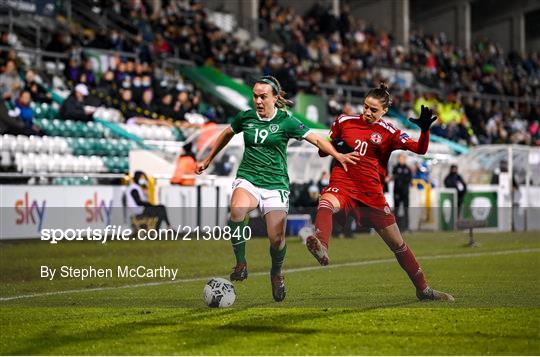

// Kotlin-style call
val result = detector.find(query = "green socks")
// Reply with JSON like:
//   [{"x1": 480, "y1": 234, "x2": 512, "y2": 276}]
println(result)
[
  {"x1": 229, "y1": 219, "x2": 247, "y2": 264},
  {"x1": 270, "y1": 243, "x2": 287, "y2": 276},
  {"x1": 229, "y1": 217, "x2": 287, "y2": 275}
]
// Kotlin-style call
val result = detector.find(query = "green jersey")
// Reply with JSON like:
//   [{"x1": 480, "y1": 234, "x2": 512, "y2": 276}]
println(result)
[{"x1": 230, "y1": 108, "x2": 311, "y2": 190}]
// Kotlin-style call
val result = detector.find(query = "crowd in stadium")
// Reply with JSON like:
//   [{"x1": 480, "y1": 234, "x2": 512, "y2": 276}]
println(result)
[
  {"x1": 256, "y1": 0, "x2": 539, "y2": 145},
  {"x1": 0, "y1": 0, "x2": 538, "y2": 147}
]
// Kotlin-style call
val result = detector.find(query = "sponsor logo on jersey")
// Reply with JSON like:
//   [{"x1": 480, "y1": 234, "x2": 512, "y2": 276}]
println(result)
[
  {"x1": 247, "y1": 123, "x2": 254, "y2": 128},
  {"x1": 370, "y1": 132, "x2": 382, "y2": 144},
  {"x1": 270, "y1": 124, "x2": 279, "y2": 133},
  {"x1": 298, "y1": 123, "x2": 305, "y2": 130},
  {"x1": 384, "y1": 205, "x2": 391, "y2": 215},
  {"x1": 400, "y1": 133, "x2": 410, "y2": 143}
]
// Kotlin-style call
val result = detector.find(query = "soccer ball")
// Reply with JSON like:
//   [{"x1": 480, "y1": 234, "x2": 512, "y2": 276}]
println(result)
[{"x1": 203, "y1": 278, "x2": 236, "y2": 308}]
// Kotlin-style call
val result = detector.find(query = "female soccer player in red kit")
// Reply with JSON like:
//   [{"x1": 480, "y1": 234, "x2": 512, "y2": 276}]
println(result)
[{"x1": 306, "y1": 83, "x2": 454, "y2": 301}]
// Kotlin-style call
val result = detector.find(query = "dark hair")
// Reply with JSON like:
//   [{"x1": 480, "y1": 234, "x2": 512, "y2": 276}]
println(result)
[
  {"x1": 366, "y1": 82, "x2": 392, "y2": 108},
  {"x1": 255, "y1": 76, "x2": 294, "y2": 109},
  {"x1": 133, "y1": 171, "x2": 146, "y2": 183}
]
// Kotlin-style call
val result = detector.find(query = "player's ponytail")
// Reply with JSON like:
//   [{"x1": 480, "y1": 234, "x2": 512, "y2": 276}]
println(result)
[
  {"x1": 366, "y1": 82, "x2": 392, "y2": 108},
  {"x1": 256, "y1": 76, "x2": 294, "y2": 109}
]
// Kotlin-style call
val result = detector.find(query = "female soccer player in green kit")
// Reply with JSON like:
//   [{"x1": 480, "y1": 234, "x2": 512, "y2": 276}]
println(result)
[{"x1": 196, "y1": 76, "x2": 359, "y2": 302}]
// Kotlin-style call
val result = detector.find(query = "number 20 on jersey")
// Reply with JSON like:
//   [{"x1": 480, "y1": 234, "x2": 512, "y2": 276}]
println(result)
[{"x1": 354, "y1": 140, "x2": 368, "y2": 156}]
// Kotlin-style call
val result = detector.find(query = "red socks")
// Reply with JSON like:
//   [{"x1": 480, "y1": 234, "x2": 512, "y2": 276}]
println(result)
[
  {"x1": 315, "y1": 198, "x2": 428, "y2": 292},
  {"x1": 393, "y1": 243, "x2": 428, "y2": 291},
  {"x1": 314, "y1": 199, "x2": 337, "y2": 248}
]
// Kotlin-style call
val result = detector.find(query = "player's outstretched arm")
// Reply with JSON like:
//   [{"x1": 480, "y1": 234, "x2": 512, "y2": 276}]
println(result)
[
  {"x1": 305, "y1": 132, "x2": 359, "y2": 172},
  {"x1": 409, "y1": 105, "x2": 437, "y2": 132},
  {"x1": 404, "y1": 105, "x2": 437, "y2": 155},
  {"x1": 195, "y1": 126, "x2": 235, "y2": 174},
  {"x1": 318, "y1": 138, "x2": 355, "y2": 157}
]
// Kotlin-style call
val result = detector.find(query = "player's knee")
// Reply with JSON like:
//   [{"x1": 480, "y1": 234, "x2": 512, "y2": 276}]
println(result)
[
  {"x1": 230, "y1": 207, "x2": 248, "y2": 222},
  {"x1": 318, "y1": 198, "x2": 339, "y2": 213},
  {"x1": 269, "y1": 233, "x2": 285, "y2": 249},
  {"x1": 391, "y1": 242, "x2": 408, "y2": 254}
]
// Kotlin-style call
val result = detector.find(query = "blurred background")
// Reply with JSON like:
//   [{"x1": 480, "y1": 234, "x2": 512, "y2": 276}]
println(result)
[{"x1": 0, "y1": 0, "x2": 539, "y2": 239}]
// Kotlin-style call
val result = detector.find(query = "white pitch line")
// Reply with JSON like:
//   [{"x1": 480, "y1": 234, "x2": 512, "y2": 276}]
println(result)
[{"x1": 1, "y1": 247, "x2": 538, "y2": 302}]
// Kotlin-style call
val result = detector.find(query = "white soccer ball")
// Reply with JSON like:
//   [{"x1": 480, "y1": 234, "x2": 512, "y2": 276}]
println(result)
[
  {"x1": 298, "y1": 225, "x2": 315, "y2": 245},
  {"x1": 203, "y1": 278, "x2": 236, "y2": 308}
]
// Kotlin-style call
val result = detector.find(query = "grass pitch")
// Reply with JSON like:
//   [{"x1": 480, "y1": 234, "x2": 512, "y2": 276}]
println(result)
[{"x1": 0, "y1": 231, "x2": 539, "y2": 355}]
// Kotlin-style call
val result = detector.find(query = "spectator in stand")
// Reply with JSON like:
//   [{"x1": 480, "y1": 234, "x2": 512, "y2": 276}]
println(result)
[
  {"x1": 44, "y1": 32, "x2": 70, "y2": 54},
  {"x1": 80, "y1": 59, "x2": 97, "y2": 88},
  {"x1": 59, "y1": 84, "x2": 95, "y2": 122},
  {"x1": 13, "y1": 91, "x2": 43, "y2": 135},
  {"x1": 14, "y1": 90, "x2": 32, "y2": 126},
  {"x1": 117, "y1": 88, "x2": 138, "y2": 119},
  {"x1": 24, "y1": 70, "x2": 52, "y2": 104},
  {"x1": 464, "y1": 98, "x2": 488, "y2": 144},
  {"x1": 89, "y1": 28, "x2": 111, "y2": 49},
  {"x1": 158, "y1": 93, "x2": 175, "y2": 119},
  {"x1": 96, "y1": 70, "x2": 117, "y2": 100},
  {"x1": 0, "y1": 100, "x2": 24, "y2": 135},
  {"x1": 139, "y1": 88, "x2": 156, "y2": 115},
  {"x1": 485, "y1": 113, "x2": 509, "y2": 144},
  {"x1": 0, "y1": 60, "x2": 23, "y2": 101},
  {"x1": 173, "y1": 90, "x2": 192, "y2": 121},
  {"x1": 114, "y1": 62, "x2": 128, "y2": 85},
  {"x1": 64, "y1": 58, "x2": 80, "y2": 83},
  {"x1": 131, "y1": 76, "x2": 144, "y2": 104},
  {"x1": 153, "y1": 33, "x2": 172, "y2": 56},
  {"x1": 135, "y1": 34, "x2": 154, "y2": 64}
]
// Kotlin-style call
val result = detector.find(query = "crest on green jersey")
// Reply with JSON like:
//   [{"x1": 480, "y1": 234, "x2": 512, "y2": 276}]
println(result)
[{"x1": 270, "y1": 124, "x2": 279, "y2": 133}]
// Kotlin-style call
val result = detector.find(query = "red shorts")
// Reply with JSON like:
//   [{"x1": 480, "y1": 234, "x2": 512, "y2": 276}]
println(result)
[{"x1": 321, "y1": 185, "x2": 395, "y2": 229}]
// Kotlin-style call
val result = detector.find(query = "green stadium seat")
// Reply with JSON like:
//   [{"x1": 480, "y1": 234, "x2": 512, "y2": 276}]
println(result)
[
  {"x1": 60, "y1": 120, "x2": 78, "y2": 137},
  {"x1": 50, "y1": 120, "x2": 64, "y2": 136},
  {"x1": 83, "y1": 121, "x2": 97, "y2": 138},
  {"x1": 33, "y1": 106, "x2": 45, "y2": 119},
  {"x1": 48, "y1": 107, "x2": 59, "y2": 120},
  {"x1": 104, "y1": 156, "x2": 121, "y2": 173}
]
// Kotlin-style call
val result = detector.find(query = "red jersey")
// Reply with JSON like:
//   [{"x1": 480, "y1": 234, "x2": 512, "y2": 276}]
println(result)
[{"x1": 323, "y1": 114, "x2": 429, "y2": 208}]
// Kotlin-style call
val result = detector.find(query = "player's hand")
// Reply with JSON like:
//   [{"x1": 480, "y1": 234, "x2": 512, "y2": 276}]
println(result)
[
  {"x1": 336, "y1": 152, "x2": 360, "y2": 172},
  {"x1": 409, "y1": 105, "x2": 437, "y2": 132},
  {"x1": 195, "y1": 160, "x2": 209, "y2": 174},
  {"x1": 331, "y1": 138, "x2": 355, "y2": 154}
]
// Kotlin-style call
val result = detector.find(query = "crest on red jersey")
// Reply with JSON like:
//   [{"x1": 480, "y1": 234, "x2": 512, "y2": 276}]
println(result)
[{"x1": 370, "y1": 132, "x2": 382, "y2": 144}]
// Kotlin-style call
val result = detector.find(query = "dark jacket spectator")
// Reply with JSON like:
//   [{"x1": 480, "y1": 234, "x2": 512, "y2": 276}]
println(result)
[
  {"x1": 25, "y1": 81, "x2": 51, "y2": 103},
  {"x1": 157, "y1": 93, "x2": 175, "y2": 119},
  {"x1": 117, "y1": 88, "x2": 138, "y2": 119},
  {"x1": 444, "y1": 164, "x2": 467, "y2": 214},
  {"x1": 139, "y1": 89, "x2": 156, "y2": 115},
  {"x1": 95, "y1": 70, "x2": 117, "y2": 102},
  {"x1": 64, "y1": 58, "x2": 80, "y2": 83},
  {"x1": 0, "y1": 100, "x2": 25, "y2": 135},
  {"x1": 81, "y1": 60, "x2": 97, "y2": 87},
  {"x1": 59, "y1": 84, "x2": 94, "y2": 122}
]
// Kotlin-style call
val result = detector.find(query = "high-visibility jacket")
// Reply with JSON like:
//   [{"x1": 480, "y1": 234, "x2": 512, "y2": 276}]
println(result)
[{"x1": 171, "y1": 155, "x2": 197, "y2": 185}]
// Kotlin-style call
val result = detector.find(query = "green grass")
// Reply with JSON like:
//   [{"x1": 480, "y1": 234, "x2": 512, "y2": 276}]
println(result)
[{"x1": 0, "y1": 232, "x2": 539, "y2": 355}]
